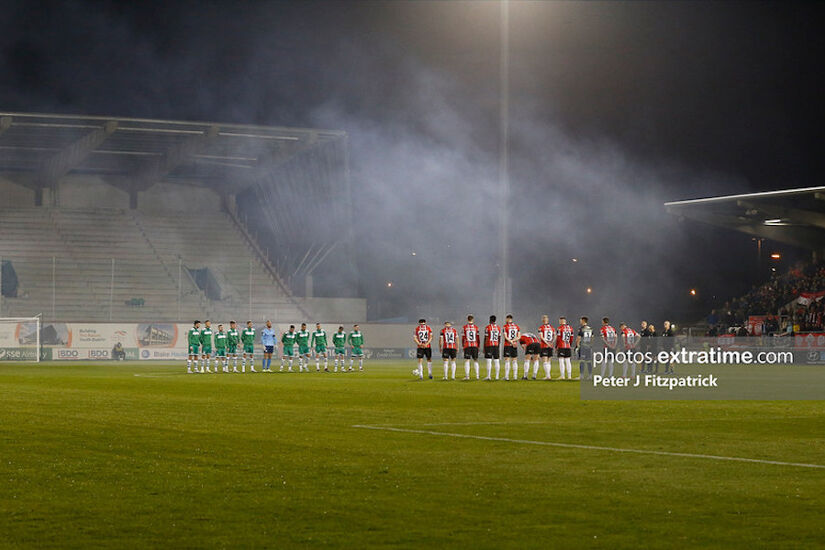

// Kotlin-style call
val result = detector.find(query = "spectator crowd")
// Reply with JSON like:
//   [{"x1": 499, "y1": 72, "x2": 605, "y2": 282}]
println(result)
[{"x1": 707, "y1": 260, "x2": 825, "y2": 336}]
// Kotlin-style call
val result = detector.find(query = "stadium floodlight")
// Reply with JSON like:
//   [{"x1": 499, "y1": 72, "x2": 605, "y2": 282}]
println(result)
[
  {"x1": 0, "y1": 315, "x2": 42, "y2": 362},
  {"x1": 495, "y1": 0, "x2": 511, "y2": 316}
]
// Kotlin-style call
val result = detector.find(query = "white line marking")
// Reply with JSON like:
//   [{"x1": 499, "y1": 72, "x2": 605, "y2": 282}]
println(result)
[
  {"x1": 352, "y1": 425, "x2": 825, "y2": 470},
  {"x1": 133, "y1": 372, "x2": 181, "y2": 377},
  {"x1": 415, "y1": 421, "x2": 550, "y2": 427}
]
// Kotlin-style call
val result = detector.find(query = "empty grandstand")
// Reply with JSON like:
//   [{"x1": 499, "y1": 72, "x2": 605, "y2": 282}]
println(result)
[{"x1": 0, "y1": 112, "x2": 364, "y2": 323}]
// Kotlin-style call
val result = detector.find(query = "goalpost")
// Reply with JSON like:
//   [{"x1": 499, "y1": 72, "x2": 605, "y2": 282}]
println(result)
[{"x1": 0, "y1": 315, "x2": 42, "y2": 362}]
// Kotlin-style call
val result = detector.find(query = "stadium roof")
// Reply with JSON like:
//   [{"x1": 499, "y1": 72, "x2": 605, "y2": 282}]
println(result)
[
  {"x1": 0, "y1": 111, "x2": 346, "y2": 195},
  {"x1": 665, "y1": 186, "x2": 825, "y2": 250}
]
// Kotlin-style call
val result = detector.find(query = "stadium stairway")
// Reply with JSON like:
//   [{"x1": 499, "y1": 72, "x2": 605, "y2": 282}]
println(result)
[{"x1": 0, "y1": 207, "x2": 306, "y2": 322}]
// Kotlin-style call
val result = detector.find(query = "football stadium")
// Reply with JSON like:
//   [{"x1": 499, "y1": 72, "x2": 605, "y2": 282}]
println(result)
[{"x1": 1, "y1": 2, "x2": 824, "y2": 548}]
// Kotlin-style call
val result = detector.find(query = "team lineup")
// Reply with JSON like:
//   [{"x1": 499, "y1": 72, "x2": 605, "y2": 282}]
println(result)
[
  {"x1": 412, "y1": 314, "x2": 676, "y2": 381},
  {"x1": 185, "y1": 320, "x2": 365, "y2": 373}
]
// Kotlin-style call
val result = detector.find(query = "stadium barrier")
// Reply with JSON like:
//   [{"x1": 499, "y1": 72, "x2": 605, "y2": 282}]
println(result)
[{"x1": 0, "y1": 320, "x2": 419, "y2": 361}]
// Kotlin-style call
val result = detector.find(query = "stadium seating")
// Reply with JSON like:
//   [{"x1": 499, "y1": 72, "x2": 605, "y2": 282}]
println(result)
[{"x1": 0, "y1": 207, "x2": 306, "y2": 322}]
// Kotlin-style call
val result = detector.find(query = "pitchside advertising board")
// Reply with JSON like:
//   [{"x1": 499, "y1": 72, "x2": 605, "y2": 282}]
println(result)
[
  {"x1": 0, "y1": 322, "x2": 190, "y2": 361},
  {"x1": 0, "y1": 321, "x2": 413, "y2": 361}
]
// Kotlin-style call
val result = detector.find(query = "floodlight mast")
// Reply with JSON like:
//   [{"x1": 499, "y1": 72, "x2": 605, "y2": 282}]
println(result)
[{"x1": 495, "y1": 0, "x2": 511, "y2": 316}]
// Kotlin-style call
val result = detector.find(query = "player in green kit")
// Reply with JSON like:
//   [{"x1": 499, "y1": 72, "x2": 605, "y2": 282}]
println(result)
[
  {"x1": 348, "y1": 324, "x2": 365, "y2": 371},
  {"x1": 241, "y1": 320, "x2": 256, "y2": 373},
  {"x1": 214, "y1": 324, "x2": 228, "y2": 373},
  {"x1": 200, "y1": 320, "x2": 214, "y2": 373},
  {"x1": 311, "y1": 322, "x2": 329, "y2": 372},
  {"x1": 296, "y1": 323, "x2": 311, "y2": 372},
  {"x1": 281, "y1": 325, "x2": 297, "y2": 371},
  {"x1": 332, "y1": 326, "x2": 347, "y2": 372},
  {"x1": 187, "y1": 320, "x2": 202, "y2": 373},
  {"x1": 227, "y1": 320, "x2": 240, "y2": 373}
]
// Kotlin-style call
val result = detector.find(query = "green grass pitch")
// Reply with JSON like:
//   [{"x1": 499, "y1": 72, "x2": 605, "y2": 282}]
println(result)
[{"x1": 1, "y1": 361, "x2": 823, "y2": 548}]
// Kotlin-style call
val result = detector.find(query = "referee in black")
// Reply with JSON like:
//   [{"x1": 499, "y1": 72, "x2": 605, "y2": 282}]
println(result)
[
  {"x1": 659, "y1": 320, "x2": 675, "y2": 374},
  {"x1": 640, "y1": 320, "x2": 653, "y2": 373}
]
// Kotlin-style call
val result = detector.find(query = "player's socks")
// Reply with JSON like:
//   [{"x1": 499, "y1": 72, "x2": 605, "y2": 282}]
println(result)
[
  {"x1": 523, "y1": 361, "x2": 530, "y2": 379},
  {"x1": 443, "y1": 361, "x2": 449, "y2": 380},
  {"x1": 474, "y1": 361, "x2": 480, "y2": 379},
  {"x1": 532, "y1": 359, "x2": 539, "y2": 378},
  {"x1": 187, "y1": 359, "x2": 191, "y2": 371},
  {"x1": 630, "y1": 363, "x2": 636, "y2": 378},
  {"x1": 544, "y1": 360, "x2": 551, "y2": 379},
  {"x1": 427, "y1": 362, "x2": 433, "y2": 378},
  {"x1": 622, "y1": 362, "x2": 628, "y2": 377},
  {"x1": 450, "y1": 360, "x2": 456, "y2": 379},
  {"x1": 504, "y1": 359, "x2": 510, "y2": 380},
  {"x1": 485, "y1": 358, "x2": 492, "y2": 379},
  {"x1": 494, "y1": 359, "x2": 501, "y2": 379},
  {"x1": 464, "y1": 360, "x2": 470, "y2": 379}
]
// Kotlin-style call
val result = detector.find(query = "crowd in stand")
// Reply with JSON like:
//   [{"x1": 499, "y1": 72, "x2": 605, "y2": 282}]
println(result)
[{"x1": 707, "y1": 260, "x2": 825, "y2": 336}]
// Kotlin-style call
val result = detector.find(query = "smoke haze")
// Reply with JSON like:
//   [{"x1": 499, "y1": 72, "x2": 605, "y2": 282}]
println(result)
[{"x1": 2, "y1": 1, "x2": 820, "y2": 325}]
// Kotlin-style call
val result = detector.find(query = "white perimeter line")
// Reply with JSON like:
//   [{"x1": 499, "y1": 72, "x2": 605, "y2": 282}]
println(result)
[
  {"x1": 415, "y1": 421, "x2": 550, "y2": 426},
  {"x1": 352, "y1": 425, "x2": 825, "y2": 470}
]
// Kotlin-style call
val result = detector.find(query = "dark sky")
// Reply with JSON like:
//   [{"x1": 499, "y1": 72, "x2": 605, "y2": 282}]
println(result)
[{"x1": 2, "y1": 0, "x2": 823, "y2": 322}]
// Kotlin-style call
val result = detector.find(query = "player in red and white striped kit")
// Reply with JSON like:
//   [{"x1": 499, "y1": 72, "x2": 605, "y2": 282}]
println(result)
[
  {"x1": 484, "y1": 315, "x2": 502, "y2": 380},
  {"x1": 619, "y1": 322, "x2": 640, "y2": 378},
  {"x1": 413, "y1": 319, "x2": 433, "y2": 380},
  {"x1": 538, "y1": 315, "x2": 556, "y2": 380},
  {"x1": 502, "y1": 315, "x2": 521, "y2": 381},
  {"x1": 556, "y1": 316, "x2": 576, "y2": 379},
  {"x1": 462, "y1": 315, "x2": 481, "y2": 380},
  {"x1": 600, "y1": 318, "x2": 618, "y2": 377},
  {"x1": 518, "y1": 332, "x2": 541, "y2": 380},
  {"x1": 440, "y1": 321, "x2": 459, "y2": 380}
]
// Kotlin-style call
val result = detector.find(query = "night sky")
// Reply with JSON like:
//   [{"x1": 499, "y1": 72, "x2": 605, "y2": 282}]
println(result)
[{"x1": 2, "y1": 1, "x2": 823, "y2": 323}]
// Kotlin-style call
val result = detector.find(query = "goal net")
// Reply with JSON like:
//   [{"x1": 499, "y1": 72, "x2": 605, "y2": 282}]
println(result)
[{"x1": 0, "y1": 316, "x2": 42, "y2": 362}]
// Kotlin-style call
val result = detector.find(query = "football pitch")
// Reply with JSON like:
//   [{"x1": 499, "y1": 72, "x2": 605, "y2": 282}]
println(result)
[{"x1": 1, "y1": 361, "x2": 823, "y2": 548}]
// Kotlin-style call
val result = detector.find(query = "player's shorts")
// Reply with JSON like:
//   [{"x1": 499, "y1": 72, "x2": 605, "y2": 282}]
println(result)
[
  {"x1": 243, "y1": 344, "x2": 254, "y2": 355},
  {"x1": 416, "y1": 347, "x2": 432, "y2": 360},
  {"x1": 350, "y1": 346, "x2": 364, "y2": 357},
  {"x1": 463, "y1": 346, "x2": 479, "y2": 360},
  {"x1": 334, "y1": 347, "x2": 346, "y2": 356},
  {"x1": 578, "y1": 347, "x2": 592, "y2": 360},
  {"x1": 315, "y1": 345, "x2": 327, "y2": 354},
  {"x1": 483, "y1": 345, "x2": 500, "y2": 359},
  {"x1": 282, "y1": 346, "x2": 294, "y2": 357},
  {"x1": 215, "y1": 348, "x2": 227, "y2": 358},
  {"x1": 201, "y1": 346, "x2": 212, "y2": 355},
  {"x1": 227, "y1": 344, "x2": 237, "y2": 355},
  {"x1": 441, "y1": 348, "x2": 457, "y2": 360},
  {"x1": 264, "y1": 345, "x2": 274, "y2": 354},
  {"x1": 557, "y1": 347, "x2": 572, "y2": 358},
  {"x1": 503, "y1": 345, "x2": 518, "y2": 358},
  {"x1": 298, "y1": 344, "x2": 310, "y2": 355},
  {"x1": 188, "y1": 344, "x2": 200, "y2": 355},
  {"x1": 525, "y1": 343, "x2": 541, "y2": 355},
  {"x1": 539, "y1": 347, "x2": 553, "y2": 358}
]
